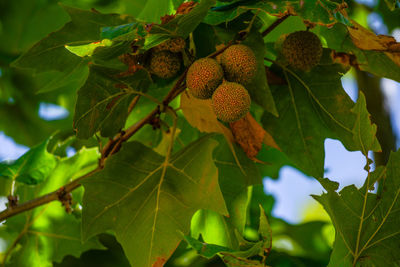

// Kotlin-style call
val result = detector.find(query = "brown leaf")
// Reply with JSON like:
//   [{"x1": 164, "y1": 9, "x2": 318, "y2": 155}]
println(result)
[
  {"x1": 330, "y1": 51, "x2": 359, "y2": 69},
  {"x1": 176, "y1": 1, "x2": 197, "y2": 15},
  {"x1": 347, "y1": 20, "x2": 400, "y2": 67},
  {"x1": 180, "y1": 91, "x2": 233, "y2": 141},
  {"x1": 229, "y1": 113, "x2": 268, "y2": 159},
  {"x1": 152, "y1": 257, "x2": 167, "y2": 267}
]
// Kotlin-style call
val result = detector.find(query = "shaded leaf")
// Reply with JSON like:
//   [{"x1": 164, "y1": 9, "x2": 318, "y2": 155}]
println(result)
[
  {"x1": 12, "y1": 5, "x2": 133, "y2": 93},
  {"x1": 0, "y1": 139, "x2": 57, "y2": 185},
  {"x1": 73, "y1": 65, "x2": 152, "y2": 139},
  {"x1": 205, "y1": 0, "x2": 350, "y2": 26},
  {"x1": 81, "y1": 136, "x2": 227, "y2": 267},
  {"x1": 313, "y1": 150, "x2": 400, "y2": 266},
  {"x1": 262, "y1": 55, "x2": 380, "y2": 177},
  {"x1": 351, "y1": 93, "x2": 381, "y2": 155},
  {"x1": 213, "y1": 135, "x2": 262, "y2": 232}
]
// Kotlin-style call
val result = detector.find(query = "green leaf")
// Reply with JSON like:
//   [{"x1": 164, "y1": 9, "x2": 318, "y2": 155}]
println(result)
[
  {"x1": 147, "y1": 0, "x2": 216, "y2": 45},
  {"x1": 205, "y1": 0, "x2": 350, "y2": 26},
  {"x1": 0, "y1": 148, "x2": 102, "y2": 267},
  {"x1": 65, "y1": 39, "x2": 113, "y2": 57},
  {"x1": 262, "y1": 53, "x2": 380, "y2": 177},
  {"x1": 191, "y1": 209, "x2": 239, "y2": 249},
  {"x1": 187, "y1": 206, "x2": 272, "y2": 266},
  {"x1": 81, "y1": 136, "x2": 227, "y2": 267},
  {"x1": 242, "y1": 30, "x2": 278, "y2": 116},
  {"x1": 11, "y1": 5, "x2": 133, "y2": 93},
  {"x1": 313, "y1": 150, "x2": 400, "y2": 266},
  {"x1": 183, "y1": 235, "x2": 233, "y2": 258},
  {"x1": 351, "y1": 93, "x2": 381, "y2": 155},
  {"x1": 213, "y1": 136, "x2": 262, "y2": 233},
  {"x1": 73, "y1": 65, "x2": 152, "y2": 139},
  {"x1": 0, "y1": 139, "x2": 57, "y2": 185},
  {"x1": 0, "y1": 0, "x2": 69, "y2": 54}
]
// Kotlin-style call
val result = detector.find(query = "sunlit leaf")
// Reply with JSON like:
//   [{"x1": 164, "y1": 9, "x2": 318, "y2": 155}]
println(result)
[
  {"x1": 0, "y1": 148, "x2": 102, "y2": 267},
  {"x1": 65, "y1": 39, "x2": 113, "y2": 57},
  {"x1": 0, "y1": 139, "x2": 57, "y2": 185}
]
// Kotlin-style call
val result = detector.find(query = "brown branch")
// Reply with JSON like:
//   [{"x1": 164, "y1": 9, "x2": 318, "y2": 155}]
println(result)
[
  {"x1": 0, "y1": 168, "x2": 100, "y2": 222},
  {"x1": 0, "y1": 35, "x2": 239, "y2": 223},
  {"x1": 261, "y1": 14, "x2": 290, "y2": 37}
]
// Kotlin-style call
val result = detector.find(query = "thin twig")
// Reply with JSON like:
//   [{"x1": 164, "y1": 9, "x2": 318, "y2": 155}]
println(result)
[{"x1": 261, "y1": 13, "x2": 290, "y2": 37}]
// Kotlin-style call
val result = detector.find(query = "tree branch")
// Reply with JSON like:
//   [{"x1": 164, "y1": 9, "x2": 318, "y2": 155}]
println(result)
[
  {"x1": 261, "y1": 13, "x2": 290, "y2": 37},
  {"x1": 0, "y1": 32, "x2": 245, "y2": 223}
]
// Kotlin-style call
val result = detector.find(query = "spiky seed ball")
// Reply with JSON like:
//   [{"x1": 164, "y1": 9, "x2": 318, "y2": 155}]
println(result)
[
  {"x1": 153, "y1": 37, "x2": 186, "y2": 53},
  {"x1": 212, "y1": 82, "x2": 251, "y2": 123},
  {"x1": 186, "y1": 58, "x2": 224, "y2": 99},
  {"x1": 149, "y1": 50, "x2": 181, "y2": 79},
  {"x1": 282, "y1": 31, "x2": 323, "y2": 71},
  {"x1": 220, "y1": 44, "x2": 257, "y2": 85}
]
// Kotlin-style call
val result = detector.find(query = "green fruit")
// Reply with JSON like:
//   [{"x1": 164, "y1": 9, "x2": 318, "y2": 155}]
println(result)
[
  {"x1": 149, "y1": 50, "x2": 181, "y2": 79},
  {"x1": 282, "y1": 30, "x2": 323, "y2": 71},
  {"x1": 211, "y1": 82, "x2": 251, "y2": 123},
  {"x1": 220, "y1": 44, "x2": 257, "y2": 85},
  {"x1": 186, "y1": 58, "x2": 224, "y2": 99}
]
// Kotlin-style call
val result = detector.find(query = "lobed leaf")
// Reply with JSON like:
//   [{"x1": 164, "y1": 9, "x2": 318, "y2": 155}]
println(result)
[
  {"x1": 81, "y1": 136, "x2": 227, "y2": 267},
  {"x1": 0, "y1": 139, "x2": 57, "y2": 185},
  {"x1": 0, "y1": 148, "x2": 102, "y2": 267},
  {"x1": 11, "y1": 5, "x2": 133, "y2": 93},
  {"x1": 73, "y1": 65, "x2": 152, "y2": 139},
  {"x1": 314, "y1": 150, "x2": 400, "y2": 266},
  {"x1": 262, "y1": 54, "x2": 380, "y2": 177}
]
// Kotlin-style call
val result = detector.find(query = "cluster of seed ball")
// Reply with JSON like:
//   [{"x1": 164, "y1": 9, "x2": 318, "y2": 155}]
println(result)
[
  {"x1": 148, "y1": 37, "x2": 186, "y2": 79},
  {"x1": 186, "y1": 44, "x2": 257, "y2": 123}
]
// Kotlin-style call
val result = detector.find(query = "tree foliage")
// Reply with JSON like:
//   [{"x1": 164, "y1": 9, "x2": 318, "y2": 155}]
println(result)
[{"x1": 0, "y1": 0, "x2": 400, "y2": 266}]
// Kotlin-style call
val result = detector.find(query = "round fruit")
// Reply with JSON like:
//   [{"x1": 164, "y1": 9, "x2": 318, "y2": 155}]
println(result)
[
  {"x1": 149, "y1": 50, "x2": 181, "y2": 79},
  {"x1": 220, "y1": 44, "x2": 257, "y2": 85},
  {"x1": 281, "y1": 30, "x2": 323, "y2": 71},
  {"x1": 153, "y1": 37, "x2": 186, "y2": 53},
  {"x1": 211, "y1": 82, "x2": 251, "y2": 123},
  {"x1": 186, "y1": 58, "x2": 224, "y2": 99}
]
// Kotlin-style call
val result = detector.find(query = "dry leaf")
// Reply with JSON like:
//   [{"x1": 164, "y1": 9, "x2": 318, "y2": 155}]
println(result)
[
  {"x1": 347, "y1": 20, "x2": 400, "y2": 67},
  {"x1": 330, "y1": 51, "x2": 358, "y2": 69},
  {"x1": 229, "y1": 113, "x2": 268, "y2": 159},
  {"x1": 180, "y1": 91, "x2": 233, "y2": 142}
]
